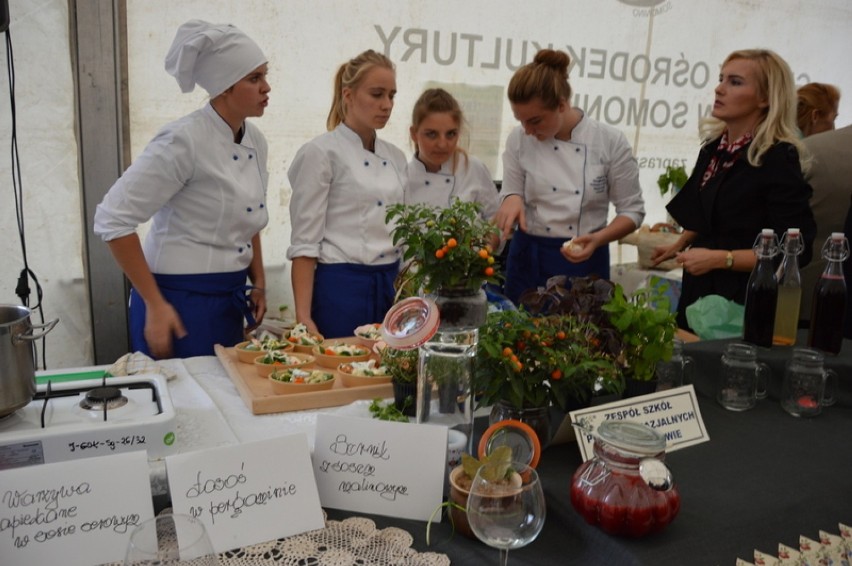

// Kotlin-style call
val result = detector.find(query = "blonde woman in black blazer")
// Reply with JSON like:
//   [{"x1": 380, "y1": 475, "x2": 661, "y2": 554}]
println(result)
[{"x1": 652, "y1": 49, "x2": 816, "y2": 331}]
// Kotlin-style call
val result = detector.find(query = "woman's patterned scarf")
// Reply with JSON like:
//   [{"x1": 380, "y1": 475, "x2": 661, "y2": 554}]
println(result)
[{"x1": 700, "y1": 130, "x2": 753, "y2": 188}]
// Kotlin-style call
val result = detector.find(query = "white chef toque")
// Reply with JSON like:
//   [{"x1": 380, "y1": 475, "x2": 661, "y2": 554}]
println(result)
[{"x1": 164, "y1": 20, "x2": 267, "y2": 98}]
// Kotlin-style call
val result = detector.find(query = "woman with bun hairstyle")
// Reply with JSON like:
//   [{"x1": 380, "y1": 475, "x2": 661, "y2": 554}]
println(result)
[
  {"x1": 287, "y1": 50, "x2": 407, "y2": 338},
  {"x1": 94, "y1": 20, "x2": 271, "y2": 359},
  {"x1": 652, "y1": 49, "x2": 816, "y2": 330},
  {"x1": 494, "y1": 49, "x2": 645, "y2": 304},
  {"x1": 406, "y1": 88, "x2": 498, "y2": 219}
]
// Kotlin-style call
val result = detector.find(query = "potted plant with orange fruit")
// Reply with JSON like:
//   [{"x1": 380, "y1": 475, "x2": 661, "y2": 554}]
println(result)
[
  {"x1": 386, "y1": 198, "x2": 500, "y2": 302},
  {"x1": 386, "y1": 199, "x2": 500, "y2": 424},
  {"x1": 475, "y1": 307, "x2": 622, "y2": 446}
]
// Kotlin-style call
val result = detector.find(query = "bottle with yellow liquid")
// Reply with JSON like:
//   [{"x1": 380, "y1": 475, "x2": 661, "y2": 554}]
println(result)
[{"x1": 772, "y1": 228, "x2": 802, "y2": 346}]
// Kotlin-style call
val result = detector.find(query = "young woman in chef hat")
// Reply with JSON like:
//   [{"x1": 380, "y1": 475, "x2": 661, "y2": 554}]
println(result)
[
  {"x1": 287, "y1": 50, "x2": 407, "y2": 339},
  {"x1": 405, "y1": 88, "x2": 498, "y2": 219},
  {"x1": 493, "y1": 49, "x2": 645, "y2": 304},
  {"x1": 94, "y1": 20, "x2": 271, "y2": 359}
]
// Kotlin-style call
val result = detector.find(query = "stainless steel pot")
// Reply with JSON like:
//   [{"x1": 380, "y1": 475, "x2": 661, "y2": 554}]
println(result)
[{"x1": 0, "y1": 304, "x2": 58, "y2": 418}]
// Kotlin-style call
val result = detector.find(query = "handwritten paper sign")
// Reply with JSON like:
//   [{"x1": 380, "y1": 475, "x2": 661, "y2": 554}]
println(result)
[
  {"x1": 166, "y1": 434, "x2": 324, "y2": 554},
  {"x1": 313, "y1": 414, "x2": 446, "y2": 522},
  {"x1": 570, "y1": 385, "x2": 710, "y2": 461},
  {"x1": 0, "y1": 451, "x2": 154, "y2": 566}
]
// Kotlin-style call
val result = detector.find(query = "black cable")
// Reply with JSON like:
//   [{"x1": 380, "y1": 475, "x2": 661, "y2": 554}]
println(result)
[{"x1": 6, "y1": 27, "x2": 48, "y2": 368}]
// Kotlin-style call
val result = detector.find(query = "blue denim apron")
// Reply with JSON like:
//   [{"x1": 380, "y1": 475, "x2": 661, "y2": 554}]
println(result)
[
  {"x1": 503, "y1": 230, "x2": 610, "y2": 304},
  {"x1": 129, "y1": 270, "x2": 255, "y2": 358},
  {"x1": 312, "y1": 262, "x2": 398, "y2": 339}
]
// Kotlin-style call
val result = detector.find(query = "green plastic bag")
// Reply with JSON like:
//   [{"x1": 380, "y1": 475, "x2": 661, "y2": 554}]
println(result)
[{"x1": 685, "y1": 294, "x2": 744, "y2": 340}]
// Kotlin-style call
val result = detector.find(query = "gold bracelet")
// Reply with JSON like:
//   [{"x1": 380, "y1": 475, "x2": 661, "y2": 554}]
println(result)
[{"x1": 725, "y1": 251, "x2": 734, "y2": 269}]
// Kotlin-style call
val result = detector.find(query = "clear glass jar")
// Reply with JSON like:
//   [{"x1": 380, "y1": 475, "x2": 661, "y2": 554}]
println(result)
[
  {"x1": 417, "y1": 288, "x2": 486, "y2": 454},
  {"x1": 655, "y1": 338, "x2": 694, "y2": 391},
  {"x1": 570, "y1": 421, "x2": 680, "y2": 537}
]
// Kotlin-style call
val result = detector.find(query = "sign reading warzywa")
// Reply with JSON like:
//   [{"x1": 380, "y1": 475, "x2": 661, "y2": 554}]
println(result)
[{"x1": 0, "y1": 451, "x2": 154, "y2": 566}]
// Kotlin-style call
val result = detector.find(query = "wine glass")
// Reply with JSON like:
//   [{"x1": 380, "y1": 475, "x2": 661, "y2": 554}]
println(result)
[
  {"x1": 124, "y1": 513, "x2": 218, "y2": 565},
  {"x1": 466, "y1": 460, "x2": 546, "y2": 565}
]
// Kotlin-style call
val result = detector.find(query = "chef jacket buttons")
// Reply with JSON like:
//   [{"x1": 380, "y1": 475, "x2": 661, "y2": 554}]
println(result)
[
  {"x1": 569, "y1": 225, "x2": 574, "y2": 230},
  {"x1": 233, "y1": 155, "x2": 239, "y2": 161},
  {"x1": 377, "y1": 200, "x2": 383, "y2": 206},
  {"x1": 425, "y1": 181, "x2": 430, "y2": 186},
  {"x1": 383, "y1": 161, "x2": 387, "y2": 166},
  {"x1": 575, "y1": 190, "x2": 580, "y2": 195},
  {"x1": 445, "y1": 178, "x2": 451, "y2": 184},
  {"x1": 364, "y1": 161, "x2": 369, "y2": 166},
  {"x1": 260, "y1": 203, "x2": 265, "y2": 208},
  {"x1": 380, "y1": 253, "x2": 385, "y2": 258},
  {"x1": 238, "y1": 247, "x2": 244, "y2": 253},
  {"x1": 575, "y1": 148, "x2": 581, "y2": 152},
  {"x1": 553, "y1": 146, "x2": 558, "y2": 151},
  {"x1": 246, "y1": 207, "x2": 253, "y2": 212},
  {"x1": 552, "y1": 187, "x2": 557, "y2": 192},
  {"x1": 546, "y1": 227, "x2": 551, "y2": 232},
  {"x1": 248, "y1": 154, "x2": 253, "y2": 159}
]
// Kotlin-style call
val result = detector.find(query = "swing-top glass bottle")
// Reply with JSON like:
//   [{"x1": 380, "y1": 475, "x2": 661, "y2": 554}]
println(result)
[
  {"x1": 808, "y1": 232, "x2": 850, "y2": 355},
  {"x1": 772, "y1": 228, "x2": 803, "y2": 346}
]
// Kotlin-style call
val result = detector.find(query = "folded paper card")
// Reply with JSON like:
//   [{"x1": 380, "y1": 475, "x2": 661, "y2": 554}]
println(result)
[
  {"x1": 0, "y1": 451, "x2": 154, "y2": 566},
  {"x1": 312, "y1": 414, "x2": 446, "y2": 522},
  {"x1": 166, "y1": 434, "x2": 324, "y2": 553}
]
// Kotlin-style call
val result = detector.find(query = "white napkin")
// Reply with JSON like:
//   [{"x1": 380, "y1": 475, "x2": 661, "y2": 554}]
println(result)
[{"x1": 107, "y1": 352, "x2": 178, "y2": 381}]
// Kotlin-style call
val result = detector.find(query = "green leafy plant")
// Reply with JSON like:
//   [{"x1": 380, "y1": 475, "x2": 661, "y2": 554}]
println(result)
[
  {"x1": 460, "y1": 445, "x2": 513, "y2": 482},
  {"x1": 602, "y1": 283, "x2": 678, "y2": 382},
  {"x1": 368, "y1": 398, "x2": 410, "y2": 422},
  {"x1": 657, "y1": 165, "x2": 689, "y2": 197},
  {"x1": 386, "y1": 199, "x2": 500, "y2": 294},
  {"x1": 475, "y1": 308, "x2": 622, "y2": 411},
  {"x1": 377, "y1": 345, "x2": 418, "y2": 385}
]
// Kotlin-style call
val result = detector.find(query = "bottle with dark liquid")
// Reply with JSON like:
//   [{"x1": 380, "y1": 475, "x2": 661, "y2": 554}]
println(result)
[
  {"x1": 772, "y1": 228, "x2": 803, "y2": 346},
  {"x1": 743, "y1": 228, "x2": 779, "y2": 348},
  {"x1": 808, "y1": 232, "x2": 849, "y2": 355}
]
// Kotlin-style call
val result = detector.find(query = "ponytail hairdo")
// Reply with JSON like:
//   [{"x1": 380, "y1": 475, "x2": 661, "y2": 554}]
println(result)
[{"x1": 326, "y1": 49, "x2": 395, "y2": 131}]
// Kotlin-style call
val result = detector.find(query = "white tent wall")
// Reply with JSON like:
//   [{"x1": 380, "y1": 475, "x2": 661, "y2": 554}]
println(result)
[
  {"x1": 1, "y1": 0, "x2": 851, "y2": 368},
  {"x1": 0, "y1": 1, "x2": 91, "y2": 367}
]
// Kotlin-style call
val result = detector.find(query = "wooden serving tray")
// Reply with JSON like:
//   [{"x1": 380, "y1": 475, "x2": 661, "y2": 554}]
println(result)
[{"x1": 214, "y1": 341, "x2": 394, "y2": 415}]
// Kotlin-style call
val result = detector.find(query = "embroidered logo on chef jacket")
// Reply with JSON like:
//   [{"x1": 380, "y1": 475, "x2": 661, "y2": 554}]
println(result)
[{"x1": 591, "y1": 175, "x2": 607, "y2": 193}]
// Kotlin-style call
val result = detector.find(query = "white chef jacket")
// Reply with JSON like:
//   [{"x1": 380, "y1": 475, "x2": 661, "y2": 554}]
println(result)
[
  {"x1": 500, "y1": 113, "x2": 645, "y2": 239},
  {"x1": 94, "y1": 103, "x2": 269, "y2": 274},
  {"x1": 286, "y1": 123, "x2": 407, "y2": 265},
  {"x1": 405, "y1": 153, "x2": 499, "y2": 219}
]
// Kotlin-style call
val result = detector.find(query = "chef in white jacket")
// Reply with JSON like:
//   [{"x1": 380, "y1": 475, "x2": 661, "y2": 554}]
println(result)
[
  {"x1": 94, "y1": 20, "x2": 271, "y2": 359},
  {"x1": 287, "y1": 50, "x2": 407, "y2": 339},
  {"x1": 494, "y1": 49, "x2": 645, "y2": 304},
  {"x1": 406, "y1": 88, "x2": 498, "y2": 219}
]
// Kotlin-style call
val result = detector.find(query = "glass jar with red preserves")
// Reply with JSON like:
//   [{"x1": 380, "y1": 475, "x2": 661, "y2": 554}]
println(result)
[{"x1": 570, "y1": 421, "x2": 680, "y2": 537}]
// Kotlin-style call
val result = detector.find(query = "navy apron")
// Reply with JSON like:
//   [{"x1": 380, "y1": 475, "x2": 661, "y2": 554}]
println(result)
[
  {"x1": 312, "y1": 262, "x2": 398, "y2": 339},
  {"x1": 129, "y1": 270, "x2": 256, "y2": 358},
  {"x1": 503, "y1": 230, "x2": 610, "y2": 304}
]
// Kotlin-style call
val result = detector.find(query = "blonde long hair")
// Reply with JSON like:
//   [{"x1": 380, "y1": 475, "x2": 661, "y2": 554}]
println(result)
[
  {"x1": 410, "y1": 88, "x2": 469, "y2": 174},
  {"x1": 326, "y1": 50, "x2": 395, "y2": 131},
  {"x1": 699, "y1": 49, "x2": 808, "y2": 170}
]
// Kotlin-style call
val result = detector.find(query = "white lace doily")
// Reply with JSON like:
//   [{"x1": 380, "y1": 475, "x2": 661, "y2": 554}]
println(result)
[
  {"x1": 219, "y1": 516, "x2": 449, "y2": 566},
  {"x1": 108, "y1": 515, "x2": 448, "y2": 566}
]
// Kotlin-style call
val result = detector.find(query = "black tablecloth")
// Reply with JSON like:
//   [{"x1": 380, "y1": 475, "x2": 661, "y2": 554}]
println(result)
[{"x1": 327, "y1": 333, "x2": 852, "y2": 565}]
